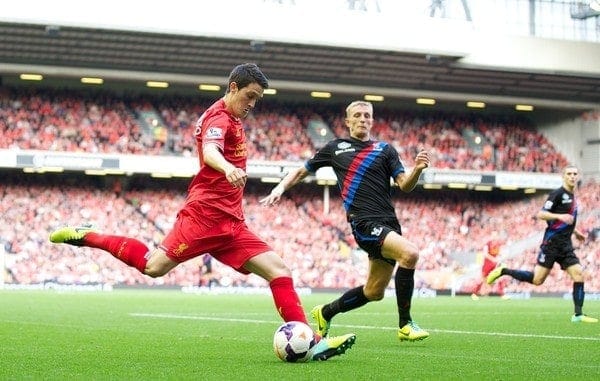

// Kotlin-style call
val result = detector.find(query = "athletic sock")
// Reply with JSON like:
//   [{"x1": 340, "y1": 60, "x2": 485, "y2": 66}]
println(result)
[
  {"x1": 496, "y1": 278, "x2": 505, "y2": 296},
  {"x1": 395, "y1": 267, "x2": 415, "y2": 327},
  {"x1": 83, "y1": 232, "x2": 149, "y2": 273},
  {"x1": 573, "y1": 282, "x2": 584, "y2": 315},
  {"x1": 503, "y1": 269, "x2": 534, "y2": 283},
  {"x1": 322, "y1": 286, "x2": 369, "y2": 321},
  {"x1": 269, "y1": 277, "x2": 308, "y2": 324}
]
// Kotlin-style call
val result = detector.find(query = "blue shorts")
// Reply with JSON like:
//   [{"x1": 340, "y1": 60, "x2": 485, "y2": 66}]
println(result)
[
  {"x1": 349, "y1": 218, "x2": 401, "y2": 266},
  {"x1": 538, "y1": 241, "x2": 580, "y2": 270}
]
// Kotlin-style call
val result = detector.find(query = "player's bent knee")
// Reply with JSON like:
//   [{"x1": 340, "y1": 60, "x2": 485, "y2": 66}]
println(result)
[
  {"x1": 397, "y1": 250, "x2": 418, "y2": 268},
  {"x1": 398, "y1": 239, "x2": 420, "y2": 266},
  {"x1": 271, "y1": 266, "x2": 292, "y2": 279},
  {"x1": 265, "y1": 257, "x2": 292, "y2": 278},
  {"x1": 143, "y1": 249, "x2": 177, "y2": 278},
  {"x1": 406, "y1": 250, "x2": 419, "y2": 264},
  {"x1": 363, "y1": 286, "x2": 386, "y2": 301},
  {"x1": 144, "y1": 261, "x2": 174, "y2": 278},
  {"x1": 144, "y1": 266, "x2": 168, "y2": 278},
  {"x1": 366, "y1": 291, "x2": 385, "y2": 301}
]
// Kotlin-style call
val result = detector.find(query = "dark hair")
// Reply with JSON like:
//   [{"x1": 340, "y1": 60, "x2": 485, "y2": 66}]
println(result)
[{"x1": 227, "y1": 63, "x2": 269, "y2": 93}]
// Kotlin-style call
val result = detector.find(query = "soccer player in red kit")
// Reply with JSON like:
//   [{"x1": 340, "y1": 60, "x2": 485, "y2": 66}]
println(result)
[
  {"x1": 50, "y1": 63, "x2": 355, "y2": 360},
  {"x1": 471, "y1": 232, "x2": 508, "y2": 300}
]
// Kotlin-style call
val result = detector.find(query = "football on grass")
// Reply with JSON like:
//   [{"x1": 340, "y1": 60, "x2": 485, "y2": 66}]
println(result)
[{"x1": 273, "y1": 321, "x2": 317, "y2": 362}]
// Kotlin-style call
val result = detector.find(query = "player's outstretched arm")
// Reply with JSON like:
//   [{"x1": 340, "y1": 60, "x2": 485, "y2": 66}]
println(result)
[
  {"x1": 573, "y1": 228, "x2": 587, "y2": 242},
  {"x1": 260, "y1": 166, "x2": 309, "y2": 206},
  {"x1": 396, "y1": 150, "x2": 430, "y2": 192},
  {"x1": 536, "y1": 210, "x2": 574, "y2": 225}
]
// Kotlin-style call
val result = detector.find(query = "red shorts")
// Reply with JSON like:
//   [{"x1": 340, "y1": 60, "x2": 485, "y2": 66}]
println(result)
[
  {"x1": 481, "y1": 258, "x2": 498, "y2": 276},
  {"x1": 159, "y1": 209, "x2": 271, "y2": 274}
]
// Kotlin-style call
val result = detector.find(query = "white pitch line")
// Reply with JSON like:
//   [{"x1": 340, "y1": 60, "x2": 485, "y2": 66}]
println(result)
[{"x1": 130, "y1": 313, "x2": 600, "y2": 341}]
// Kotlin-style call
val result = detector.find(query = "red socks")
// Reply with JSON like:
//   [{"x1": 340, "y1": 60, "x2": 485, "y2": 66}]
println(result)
[
  {"x1": 83, "y1": 232, "x2": 149, "y2": 273},
  {"x1": 269, "y1": 277, "x2": 308, "y2": 324},
  {"x1": 81, "y1": 236, "x2": 308, "y2": 326}
]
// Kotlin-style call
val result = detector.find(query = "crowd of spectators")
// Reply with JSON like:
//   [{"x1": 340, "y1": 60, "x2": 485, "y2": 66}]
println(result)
[
  {"x1": 326, "y1": 110, "x2": 568, "y2": 172},
  {"x1": 1, "y1": 85, "x2": 594, "y2": 294},
  {"x1": 0, "y1": 87, "x2": 156, "y2": 155},
  {"x1": 2, "y1": 174, "x2": 598, "y2": 294},
  {"x1": 1, "y1": 86, "x2": 568, "y2": 172}
]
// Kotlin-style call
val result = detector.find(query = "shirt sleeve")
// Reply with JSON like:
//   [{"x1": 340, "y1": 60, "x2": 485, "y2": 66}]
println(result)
[
  {"x1": 305, "y1": 140, "x2": 335, "y2": 173},
  {"x1": 198, "y1": 113, "x2": 228, "y2": 152},
  {"x1": 541, "y1": 188, "x2": 559, "y2": 212},
  {"x1": 386, "y1": 144, "x2": 405, "y2": 178}
]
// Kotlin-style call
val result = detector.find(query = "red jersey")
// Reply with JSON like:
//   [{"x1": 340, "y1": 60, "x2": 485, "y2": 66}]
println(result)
[
  {"x1": 186, "y1": 99, "x2": 247, "y2": 221},
  {"x1": 485, "y1": 239, "x2": 502, "y2": 257}
]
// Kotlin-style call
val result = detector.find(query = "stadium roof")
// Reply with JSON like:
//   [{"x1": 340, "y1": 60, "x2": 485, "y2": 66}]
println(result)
[{"x1": 1, "y1": 21, "x2": 599, "y2": 110}]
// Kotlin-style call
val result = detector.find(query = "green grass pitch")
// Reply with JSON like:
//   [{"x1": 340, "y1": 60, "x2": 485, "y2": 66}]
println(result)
[{"x1": 1, "y1": 289, "x2": 598, "y2": 380}]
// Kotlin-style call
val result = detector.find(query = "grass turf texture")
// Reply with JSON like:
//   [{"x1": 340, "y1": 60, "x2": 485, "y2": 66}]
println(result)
[{"x1": 1, "y1": 290, "x2": 598, "y2": 380}]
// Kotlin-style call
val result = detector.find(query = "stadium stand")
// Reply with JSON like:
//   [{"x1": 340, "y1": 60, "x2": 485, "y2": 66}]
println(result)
[
  {"x1": 1, "y1": 87, "x2": 568, "y2": 172},
  {"x1": 0, "y1": 85, "x2": 596, "y2": 294},
  {"x1": 1, "y1": 170, "x2": 598, "y2": 294}
]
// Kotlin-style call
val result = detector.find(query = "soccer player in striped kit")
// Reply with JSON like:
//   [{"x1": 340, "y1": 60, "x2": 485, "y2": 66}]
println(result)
[
  {"x1": 487, "y1": 165, "x2": 598, "y2": 323},
  {"x1": 261, "y1": 100, "x2": 431, "y2": 341}
]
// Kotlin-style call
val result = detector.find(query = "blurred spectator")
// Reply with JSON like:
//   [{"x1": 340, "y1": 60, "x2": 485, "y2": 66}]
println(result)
[
  {"x1": 1, "y1": 86, "x2": 568, "y2": 172},
  {"x1": 1, "y1": 173, "x2": 598, "y2": 293}
]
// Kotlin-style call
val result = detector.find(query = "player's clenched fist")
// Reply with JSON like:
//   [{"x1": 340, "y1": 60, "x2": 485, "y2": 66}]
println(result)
[
  {"x1": 414, "y1": 150, "x2": 430, "y2": 169},
  {"x1": 226, "y1": 167, "x2": 248, "y2": 188}
]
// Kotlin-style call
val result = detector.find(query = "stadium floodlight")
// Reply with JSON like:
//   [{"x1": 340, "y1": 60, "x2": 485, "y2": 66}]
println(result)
[
  {"x1": 81, "y1": 77, "x2": 104, "y2": 85},
  {"x1": 364, "y1": 94, "x2": 384, "y2": 102},
  {"x1": 310, "y1": 91, "x2": 331, "y2": 99},
  {"x1": 146, "y1": 81, "x2": 169, "y2": 88},
  {"x1": 466, "y1": 101, "x2": 485, "y2": 109},
  {"x1": 447, "y1": 183, "x2": 468, "y2": 189},
  {"x1": 416, "y1": 98, "x2": 436, "y2": 105},
  {"x1": 515, "y1": 104, "x2": 534, "y2": 111},
  {"x1": 20, "y1": 73, "x2": 43, "y2": 81},
  {"x1": 199, "y1": 84, "x2": 220, "y2": 91}
]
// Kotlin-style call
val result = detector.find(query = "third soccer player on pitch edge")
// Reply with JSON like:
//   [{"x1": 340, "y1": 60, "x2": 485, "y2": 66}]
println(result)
[{"x1": 487, "y1": 165, "x2": 598, "y2": 324}]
